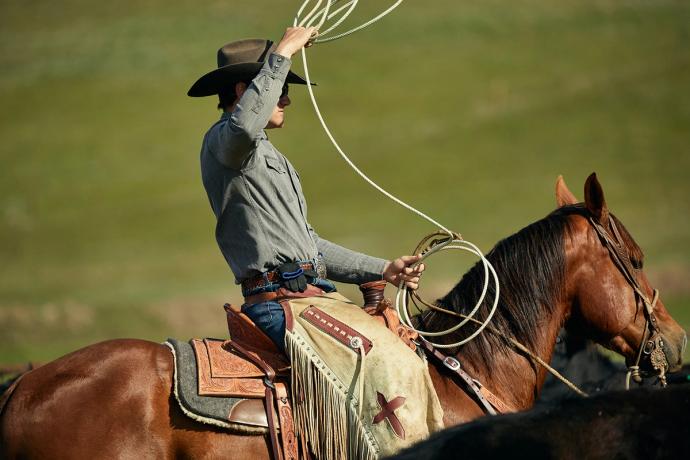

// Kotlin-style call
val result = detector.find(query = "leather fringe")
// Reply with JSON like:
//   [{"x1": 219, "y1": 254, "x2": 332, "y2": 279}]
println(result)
[{"x1": 286, "y1": 331, "x2": 378, "y2": 460}]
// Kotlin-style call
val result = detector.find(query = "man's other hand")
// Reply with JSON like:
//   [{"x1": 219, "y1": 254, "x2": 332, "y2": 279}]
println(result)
[
  {"x1": 383, "y1": 255, "x2": 425, "y2": 290},
  {"x1": 275, "y1": 27, "x2": 318, "y2": 59}
]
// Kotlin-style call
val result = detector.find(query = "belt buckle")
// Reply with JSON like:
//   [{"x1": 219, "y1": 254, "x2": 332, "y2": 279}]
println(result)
[
  {"x1": 443, "y1": 356, "x2": 461, "y2": 371},
  {"x1": 242, "y1": 271, "x2": 273, "y2": 296},
  {"x1": 315, "y1": 255, "x2": 327, "y2": 279}
]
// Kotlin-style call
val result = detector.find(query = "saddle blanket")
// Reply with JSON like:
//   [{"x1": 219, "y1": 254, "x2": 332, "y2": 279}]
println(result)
[{"x1": 164, "y1": 338, "x2": 264, "y2": 432}]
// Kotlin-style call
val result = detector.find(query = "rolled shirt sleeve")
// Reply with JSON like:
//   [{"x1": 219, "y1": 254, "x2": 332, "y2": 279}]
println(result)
[{"x1": 207, "y1": 53, "x2": 292, "y2": 169}]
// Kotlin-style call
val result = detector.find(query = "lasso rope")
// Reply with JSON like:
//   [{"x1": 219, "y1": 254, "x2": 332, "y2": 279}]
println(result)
[
  {"x1": 292, "y1": 0, "x2": 586, "y2": 396},
  {"x1": 293, "y1": 0, "x2": 500, "y2": 349}
]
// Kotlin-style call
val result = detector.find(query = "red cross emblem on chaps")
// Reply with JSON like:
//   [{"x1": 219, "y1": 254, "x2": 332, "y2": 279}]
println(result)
[{"x1": 372, "y1": 391, "x2": 406, "y2": 439}]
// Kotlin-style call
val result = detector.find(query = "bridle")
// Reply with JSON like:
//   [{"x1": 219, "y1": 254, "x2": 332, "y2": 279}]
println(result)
[
  {"x1": 401, "y1": 210, "x2": 670, "y2": 409},
  {"x1": 588, "y1": 215, "x2": 668, "y2": 388}
]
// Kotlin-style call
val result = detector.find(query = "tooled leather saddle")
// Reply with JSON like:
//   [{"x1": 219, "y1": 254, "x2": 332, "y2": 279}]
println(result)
[{"x1": 190, "y1": 280, "x2": 417, "y2": 460}]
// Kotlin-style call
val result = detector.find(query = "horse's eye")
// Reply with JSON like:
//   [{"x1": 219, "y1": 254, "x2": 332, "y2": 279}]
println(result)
[{"x1": 631, "y1": 258, "x2": 643, "y2": 270}]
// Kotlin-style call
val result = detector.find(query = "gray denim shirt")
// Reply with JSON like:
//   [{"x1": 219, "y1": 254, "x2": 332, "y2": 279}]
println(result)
[{"x1": 200, "y1": 52, "x2": 387, "y2": 284}]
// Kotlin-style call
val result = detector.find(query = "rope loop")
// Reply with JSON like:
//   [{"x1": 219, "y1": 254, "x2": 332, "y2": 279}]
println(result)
[
  {"x1": 396, "y1": 234, "x2": 500, "y2": 347},
  {"x1": 294, "y1": 0, "x2": 405, "y2": 42},
  {"x1": 293, "y1": 0, "x2": 501, "y2": 349}
]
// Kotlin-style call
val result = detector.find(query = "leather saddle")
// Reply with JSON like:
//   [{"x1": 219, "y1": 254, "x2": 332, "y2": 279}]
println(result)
[
  {"x1": 192, "y1": 280, "x2": 417, "y2": 460},
  {"x1": 190, "y1": 305, "x2": 298, "y2": 460}
]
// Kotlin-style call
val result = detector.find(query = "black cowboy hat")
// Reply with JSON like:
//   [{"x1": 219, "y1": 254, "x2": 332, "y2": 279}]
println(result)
[{"x1": 187, "y1": 38, "x2": 312, "y2": 97}]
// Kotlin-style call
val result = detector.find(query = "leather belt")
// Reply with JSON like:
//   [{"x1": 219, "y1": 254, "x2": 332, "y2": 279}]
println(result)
[
  {"x1": 243, "y1": 284, "x2": 326, "y2": 307},
  {"x1": 241, "y1": 261, "x2": 318, "y2": 294},
  {"x1": 244, "y1": 291, "x2": 282, "y2": 305}
]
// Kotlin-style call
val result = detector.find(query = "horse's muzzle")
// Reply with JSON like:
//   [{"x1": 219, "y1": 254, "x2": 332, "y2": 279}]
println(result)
[{"x1": 661, "y1": 330, "x2": 686, "y2": 373}]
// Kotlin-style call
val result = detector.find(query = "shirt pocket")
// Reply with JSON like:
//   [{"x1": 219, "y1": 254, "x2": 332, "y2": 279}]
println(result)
[
  {"x1": 265, "y1": 156, "x2": 286, "y2": 174},
  {"x1": 264, "y1": 156, "x2": 295, "y2": 202}
]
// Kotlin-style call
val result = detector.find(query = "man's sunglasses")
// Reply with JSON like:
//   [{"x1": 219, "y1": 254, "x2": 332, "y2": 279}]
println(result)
[{"x1": 280, "y1": 84, "x2": 289, "y2": 99}]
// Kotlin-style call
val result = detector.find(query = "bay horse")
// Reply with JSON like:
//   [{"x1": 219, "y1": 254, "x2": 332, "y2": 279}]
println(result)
[{"x1": 1, "y1": 174, "x2": 686, "y2": 459}]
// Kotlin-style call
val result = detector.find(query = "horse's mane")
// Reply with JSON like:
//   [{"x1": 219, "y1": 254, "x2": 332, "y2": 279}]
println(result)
[
  {"x1": 420, "y1": 205, "x2": 583, "y2": 368},
  {"x1": 421, "y1": 204, "x2": 644, "y2": 369}
]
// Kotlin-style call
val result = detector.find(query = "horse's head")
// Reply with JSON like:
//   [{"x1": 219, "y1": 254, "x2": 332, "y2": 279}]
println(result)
[{"x1": 557, "y1": 174, "x2": 686, "y2": 378}]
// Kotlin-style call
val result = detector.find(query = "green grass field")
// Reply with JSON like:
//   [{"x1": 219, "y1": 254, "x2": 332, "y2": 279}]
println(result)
[{"x1": 1, "y1": 0, "x2": 689, "y2": 363}]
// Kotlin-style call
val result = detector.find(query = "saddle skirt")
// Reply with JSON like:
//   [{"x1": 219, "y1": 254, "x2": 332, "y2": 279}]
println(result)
[{"x1": 191, "y1": 337, "x2": 288, "y2": 397}]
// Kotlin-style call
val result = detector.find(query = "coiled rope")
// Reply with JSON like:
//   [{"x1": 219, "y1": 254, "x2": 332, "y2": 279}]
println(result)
[
  {"x1": 293, "y1": 0, "x2": 500, "y2": 350},
  {"x1": 292, "y1": 0, "x2": 586, "y2": 396}
]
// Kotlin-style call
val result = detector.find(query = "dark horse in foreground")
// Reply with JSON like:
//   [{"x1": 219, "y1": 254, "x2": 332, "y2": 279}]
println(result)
[
  {"x1": 390, "y1": 384, "x2": 690, "y2": 460},
  {"x1": 1, "y1": 174, "x2": 686, "y2": 458}
]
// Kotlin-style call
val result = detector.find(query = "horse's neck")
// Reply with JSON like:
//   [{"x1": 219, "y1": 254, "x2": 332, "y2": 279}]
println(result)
[
  {"x1": 467, "y1": 302, "x2": 566, "y2": 409},
  {"x1": 432, "y1": 299, "x2": 569, "y2": 420},
  {"x1": 426, "y1": 211, "x2": 583, "y2": 420}
]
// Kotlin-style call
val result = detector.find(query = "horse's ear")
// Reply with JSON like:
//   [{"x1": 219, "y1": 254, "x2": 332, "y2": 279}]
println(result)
[
  {"x1": 584, "y1": 172, "x2": 609, "y2": 223},
  {"x1": 555, "y1": 175, "x2": 578, "y2": 207}
]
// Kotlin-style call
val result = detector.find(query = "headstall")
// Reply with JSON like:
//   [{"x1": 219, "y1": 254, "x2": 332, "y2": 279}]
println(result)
[{"x1": 588, "y1": 216, "x2": 667, "y2": 388}]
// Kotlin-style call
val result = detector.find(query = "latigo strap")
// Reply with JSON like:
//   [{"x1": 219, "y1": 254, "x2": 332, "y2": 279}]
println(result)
[{"x1": 419, "y1": 339, "x2": 515, "y2": 415}]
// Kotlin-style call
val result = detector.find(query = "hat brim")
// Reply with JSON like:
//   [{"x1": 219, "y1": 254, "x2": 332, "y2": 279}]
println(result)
[{"x1": 187, "y1": 62, "x2": 313, "y2": 97}]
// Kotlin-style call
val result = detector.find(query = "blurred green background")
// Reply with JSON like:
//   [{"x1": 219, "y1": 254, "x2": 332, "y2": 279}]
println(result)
[{"x1": 1, "y1": 0, "x2": 688, "y2": 363}]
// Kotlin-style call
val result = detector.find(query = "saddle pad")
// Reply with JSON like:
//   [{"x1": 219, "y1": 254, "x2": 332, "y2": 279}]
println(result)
[{"x1": 165, "y1": 338, "x2": 266, "y2": 430}]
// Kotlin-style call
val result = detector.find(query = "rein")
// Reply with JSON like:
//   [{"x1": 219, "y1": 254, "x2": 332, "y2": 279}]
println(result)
[{"x1": 588, "y1": 217, "x2": 667, "y2": 388}]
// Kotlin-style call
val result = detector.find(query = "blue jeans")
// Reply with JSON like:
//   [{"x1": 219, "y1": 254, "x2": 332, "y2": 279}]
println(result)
[{"x1": 241, "y1": 278, "x2": 337, "y2": 352}]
